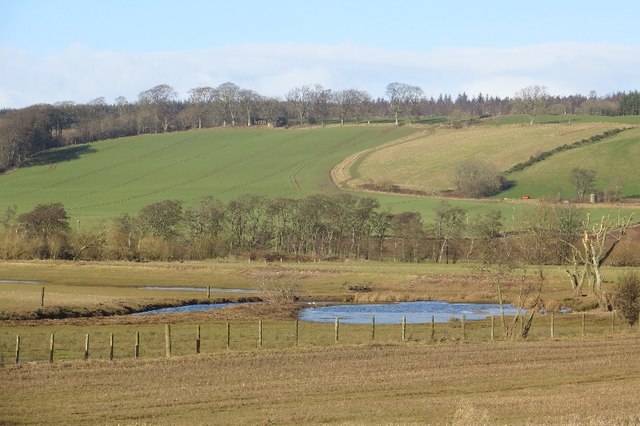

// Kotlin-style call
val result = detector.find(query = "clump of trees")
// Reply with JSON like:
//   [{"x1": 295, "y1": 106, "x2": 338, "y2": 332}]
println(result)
[
  {"x1": 1, "y1": 195, "x2": 409, "y2": 262},
  {"x1": 453, "y1": 160, "x2": 505, "y2": 197},
  {"x1": 0, "y1": 196, "x2": 506, "y2": 264},
  {"x1": 3, "y1": 199, "x2": 635, "y2": 274},
  {"x1": 618, "y1": 91, "x2": 640, "y2": 115}
]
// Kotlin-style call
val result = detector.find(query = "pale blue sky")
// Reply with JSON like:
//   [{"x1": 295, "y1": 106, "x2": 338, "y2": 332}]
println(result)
[{"x1": 1, "y1": 0, "x2": 639, "y2": 107}]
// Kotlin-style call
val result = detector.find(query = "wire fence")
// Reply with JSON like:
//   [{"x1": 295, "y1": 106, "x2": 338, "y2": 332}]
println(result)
[{"x1": 0, "y1": 311, "x2": 630, "y2": 365}]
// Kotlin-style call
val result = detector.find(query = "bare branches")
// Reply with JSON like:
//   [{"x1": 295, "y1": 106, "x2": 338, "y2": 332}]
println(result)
[{"x1": 564, "y1": 213, "x2": 634, "y2": 308}]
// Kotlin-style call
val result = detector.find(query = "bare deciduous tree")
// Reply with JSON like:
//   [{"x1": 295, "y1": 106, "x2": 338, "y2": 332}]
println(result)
[
  {"x1": 286, "y1": 85, "x2": 313, "y2": 125},
  {"x1": 215, "y1": 82, "x2": 241, "y2": 127},
  {"x1": 386, "y1": 82, "x2": 423, "y2": 126},
  {"x1": 514, "y1": 85, "x2": 548, "y2": 125},
  {"x1": 188, "y1": 87, "x2": 216, "y2": 129},
  {"x1": 239, "y1": 89, "x2": 260, "y2": 126},
  {"x1": 433, "y1": 201, "x2": 466, "y2": 264},
  {"x1": 137, "y1": 84, "x2": 178, "y2": 133},
  {"x1": 564, "y1": 214, "x2": 633, "y2": 309},
  {"x1": 310, "y1": 84, "x2": 332, "y2": 126},
  {"x1": 570, "y1": 167, "x2": 596, "y2": 200}
]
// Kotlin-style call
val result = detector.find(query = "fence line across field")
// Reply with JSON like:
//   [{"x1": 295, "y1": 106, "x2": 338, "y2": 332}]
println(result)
[{"x1": 4, "y1": 311, "x2": 630, "y2": 364}]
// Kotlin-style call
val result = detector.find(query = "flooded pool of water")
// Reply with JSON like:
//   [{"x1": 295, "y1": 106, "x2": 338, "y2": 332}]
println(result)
[
  {"x1": 299, "y1": 301, "x2": 521, "y2": 324},
  {"x1": 0, "y1": 279, "x2": 41, "y2": 285},
  {"x1": 134, "y1": 302, "x2": 238, "y2": 315}
]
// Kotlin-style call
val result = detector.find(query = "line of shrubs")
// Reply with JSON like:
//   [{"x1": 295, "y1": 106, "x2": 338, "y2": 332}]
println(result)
[{"x1": 504, "y1": 128, "x2": 628, "y2": 174}]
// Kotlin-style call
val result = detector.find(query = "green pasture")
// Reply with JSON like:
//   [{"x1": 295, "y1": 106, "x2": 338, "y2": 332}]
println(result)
[
  {"x1": 0, "y1": 126, "x2": 416, "y2": 223},
  {"x1": 500, "y1": 127, "x2": 640, "y2": 200},
  {"x1": 481, "y1": 113, "x2": 640, "y2": 126},
  {"x1": 1, "y1": 119, "x2": 638, "y2": 229}
]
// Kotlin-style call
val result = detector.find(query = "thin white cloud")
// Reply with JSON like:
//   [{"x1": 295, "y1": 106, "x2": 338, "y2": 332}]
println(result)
[{"x1": 1, "y1": 42, "x2": 639, "y2": 108}]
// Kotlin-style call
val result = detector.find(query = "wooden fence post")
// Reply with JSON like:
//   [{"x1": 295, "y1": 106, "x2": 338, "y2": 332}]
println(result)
[
  {"x1": 402, "y1": 316, "x2": 407, "y2": 341},
  {"x1": 334, "y1": 318, "x2": 340, "y2": 343},
  {"x1": 84, "y1": 334, "x2": 90, "y2": 360},
  {"x1": 226, "y1": 322, "x2": 230, "y2": 350},
  {"x1": 207, "y1": 286, "x2": 211, "y2": 300},
  {"x1": 258, "y1": 320, "x2": 263, "y2": 348},
  {"x1": 49, "y1": 333, "x2": 55, "y2": 363},
  {"x1": 550, "y1": 313, "x2": 555, "y2": 338},
  {"x1": 371, "y1": 316, "x2": 376, "y2": 340},
  {"x1": 196, "y1": 325, "x2": 201, "y2": 354},
  {"x1": 109, "y1": 333, "x2": 114, "y2": 360},
  {"x1": 431, "y1": 315, "x2": 435, "y2": 341},
  {"x1": 462, "y1": 315, "x2": 466, "y2": 341},
  {"x1": 134, "y1": 332, "x2": 140, "y2": 359},
  {"x1": 41, "y1": 287, "x2": 45, "y2": 307},
  {"x1": 165, "y1": 325, "x2": 172, "y2": 357},
  {"x1": 15, "y1": 335, "x2": 20, "y2": 364}
]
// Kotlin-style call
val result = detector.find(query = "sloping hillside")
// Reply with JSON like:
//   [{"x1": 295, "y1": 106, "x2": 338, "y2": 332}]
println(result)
[
  {"x1": 500, "y1": 126, "x2": 640, "y2": 199},
  {"x1": 344, "y1": 122, "x2": 631, "y2": 196},
  {"x1": 0, "y1": 126, "x2": 417, "y2": 221}
]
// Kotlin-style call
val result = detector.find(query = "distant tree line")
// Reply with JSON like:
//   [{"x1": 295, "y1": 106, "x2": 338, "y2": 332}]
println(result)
[
  {"x1": 1, "y1": 196, "x2": 637, "y2": 269},
  {"x1": 1, "y1": 81, "x2": 637, "y2": 172}
]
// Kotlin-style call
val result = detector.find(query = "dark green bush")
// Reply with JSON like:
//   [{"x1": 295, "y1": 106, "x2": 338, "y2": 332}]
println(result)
[{"x1": 613, "y1": 272, "x2": 640, "y2": 326}]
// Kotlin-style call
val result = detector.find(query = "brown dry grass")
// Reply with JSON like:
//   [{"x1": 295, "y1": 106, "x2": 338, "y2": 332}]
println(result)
[
  {"x1": 0, "y1": 259, "x2": 614, "y2": 322},
  {"x1": 345, "y1": 123, "x2": 622, "y2": 193},
  {"x1": 2, "y1": 336, "x2": 640, "y2": 424}
]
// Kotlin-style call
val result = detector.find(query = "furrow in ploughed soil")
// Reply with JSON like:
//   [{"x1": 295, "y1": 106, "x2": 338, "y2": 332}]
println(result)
[{"x1": 2, "y1": 337, "x2": 640, "y2": 424}]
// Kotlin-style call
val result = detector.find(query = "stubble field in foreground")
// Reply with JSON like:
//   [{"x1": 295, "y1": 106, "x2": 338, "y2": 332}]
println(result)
[{"x1": 2, "y1": 336, "x2": 640, "y2": 424}]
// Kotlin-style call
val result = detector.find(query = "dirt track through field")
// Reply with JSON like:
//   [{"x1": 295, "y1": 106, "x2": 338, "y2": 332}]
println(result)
[
  {"x1": 3, "y1": 336, "x2": 640, "y2": 424},
  {"x1": 330, "y1": 128, "x2": 434, "y2": 188}
]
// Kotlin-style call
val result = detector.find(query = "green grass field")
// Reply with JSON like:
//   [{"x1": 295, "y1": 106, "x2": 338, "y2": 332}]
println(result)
[
  {"x1": 500, "y1": 127, "x2": 640, "y2": 199},
  {"x1": 2, "y1": 120, "x2": 638, "y2": 229},
  {"x1": 481, "y1": 113, "x2": 640, "y2": 126},
  {"x1": 0, "y1": 126, "x2": 417, "y2": 223}
]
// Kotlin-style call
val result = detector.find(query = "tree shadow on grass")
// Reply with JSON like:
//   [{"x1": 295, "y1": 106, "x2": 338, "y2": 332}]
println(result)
[{"x1": 25, "y1": 145, "x2": 97, "y2": 168}]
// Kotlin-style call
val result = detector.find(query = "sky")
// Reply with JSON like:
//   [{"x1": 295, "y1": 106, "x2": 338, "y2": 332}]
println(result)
[{"x1": 1, "y1": 0, "x2": 640, "y2": 108}]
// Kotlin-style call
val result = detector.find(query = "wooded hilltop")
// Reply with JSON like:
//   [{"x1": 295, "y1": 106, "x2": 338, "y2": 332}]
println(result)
[{"x1": 2, "y1": 81, "x2": 640, "y2": 172}]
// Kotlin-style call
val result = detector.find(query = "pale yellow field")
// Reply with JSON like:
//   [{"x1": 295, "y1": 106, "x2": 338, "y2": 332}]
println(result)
[
  {"x1": 2, "y1": 337, "x2": 640, "y2": 424},
  {"x1": 347, "y1": 123, "x2": 622, "y2": 193}
]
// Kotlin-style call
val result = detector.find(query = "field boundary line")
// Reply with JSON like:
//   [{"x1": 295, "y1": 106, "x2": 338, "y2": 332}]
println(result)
[{"x1": 330, "y1": 128, "x2": 434, "y2": 189}]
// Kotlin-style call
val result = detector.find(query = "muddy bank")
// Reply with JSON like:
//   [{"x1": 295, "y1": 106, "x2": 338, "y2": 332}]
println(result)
[{"x1": 0, "y1": 297, "x2": 262, "y2": 322}]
